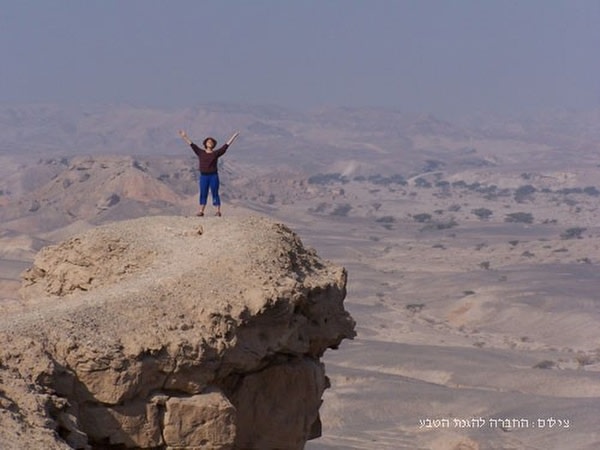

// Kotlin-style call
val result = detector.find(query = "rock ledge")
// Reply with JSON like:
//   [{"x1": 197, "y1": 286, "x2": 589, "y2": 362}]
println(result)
[{"x1": 1, "y1": 215, "x2": 355, "y2": 449}]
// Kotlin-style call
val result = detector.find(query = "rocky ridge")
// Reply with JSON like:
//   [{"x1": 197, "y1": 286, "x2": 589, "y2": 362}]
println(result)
[{"x1": 0, "y1": 215, "x2": 355, "y2": 449}]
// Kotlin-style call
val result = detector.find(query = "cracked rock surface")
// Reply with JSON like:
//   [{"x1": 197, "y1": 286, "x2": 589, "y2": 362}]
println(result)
[{"x1": 1, "y1": 215, "x2": 355, "y2": 449}]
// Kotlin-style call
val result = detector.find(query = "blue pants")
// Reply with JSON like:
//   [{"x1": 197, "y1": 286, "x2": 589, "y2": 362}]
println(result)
[{"x1": 199, "y1": 173, "x2": 220, "y2": 206}]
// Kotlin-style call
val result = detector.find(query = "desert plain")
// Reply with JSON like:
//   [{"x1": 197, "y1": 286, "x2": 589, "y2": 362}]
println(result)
[{"x1": 1, "y1": 104, "x2": 600, "y2": 449}]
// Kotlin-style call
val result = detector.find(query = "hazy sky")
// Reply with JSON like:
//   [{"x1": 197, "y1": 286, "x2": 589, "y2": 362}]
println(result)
[{"x1": 1, "y1": 0, "x2": 598, "y2": 117}]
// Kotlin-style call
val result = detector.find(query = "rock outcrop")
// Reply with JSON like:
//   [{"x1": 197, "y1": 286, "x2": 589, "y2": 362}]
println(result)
[{"x1": 0, "y1": 215, "x2": 355, "y2": 449}]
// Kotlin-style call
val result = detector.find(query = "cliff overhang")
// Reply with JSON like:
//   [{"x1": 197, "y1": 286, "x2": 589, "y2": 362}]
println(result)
[{"x1": 0, "y1": 215, "x2": 356, "y2": 449}]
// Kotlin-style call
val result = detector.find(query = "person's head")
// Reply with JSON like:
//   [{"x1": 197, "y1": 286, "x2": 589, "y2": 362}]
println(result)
[{"x1": 203, "y1": 137, "x2": 216, "y2": 150}]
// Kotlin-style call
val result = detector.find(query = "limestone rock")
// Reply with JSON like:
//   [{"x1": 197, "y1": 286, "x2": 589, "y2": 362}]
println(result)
[
  {"x1": 1, "y1": 215, "x2": 355, "y2": 449},
  {"x1": 163, "y1": 390, "x2": 236, "y2": 448}
]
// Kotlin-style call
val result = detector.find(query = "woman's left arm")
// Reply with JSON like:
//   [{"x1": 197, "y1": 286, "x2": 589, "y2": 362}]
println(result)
[{"x1": 226, "y1": 132, "x2": 240, "y2": 146}]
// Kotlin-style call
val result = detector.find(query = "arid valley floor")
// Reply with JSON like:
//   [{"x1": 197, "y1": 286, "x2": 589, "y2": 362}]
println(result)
[{"x1": 2, "y1": 104, "x2": 600, "y2": 449}]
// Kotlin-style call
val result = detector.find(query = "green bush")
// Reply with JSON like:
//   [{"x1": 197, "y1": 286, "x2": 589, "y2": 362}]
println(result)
[
  {"x1": 331, "y1": 203, "x2": 352, "y2": 217},
  {"x1": 505, "y1": 212, "x2": 534, "y2": 224},
  {"x1": 414, "y1": 177, "x2": 432, "y2": 188},
  {"x1": 413, "y1": 213, "x2": 432, "y2": 223},
  {"x1": 406, "y1": 303, "x2": 425, "y2": 313},
  {"x1": 584, "y1": 186, "x2": 600, "y2": 196},
  {"x1": 420, "y1": 219, "x2": 458, "y2": 232},
  {"x1": 472, "y1": 207, "x2": 493, "y2": 220},
  {"x1": 514, "y1": 184, "x2": 536, "y2": 203},
  {"x1": 561, "y1": 227, "x2": 586, "y2": 240},
  {"x1": 308, "y1": 173, "x2": 348, "y2": 185}
]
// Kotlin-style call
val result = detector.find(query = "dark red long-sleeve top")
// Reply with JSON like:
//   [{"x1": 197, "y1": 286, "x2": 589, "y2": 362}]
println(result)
[{"x1": 190, "y1": 143, "x2": 229, "y2": 174}]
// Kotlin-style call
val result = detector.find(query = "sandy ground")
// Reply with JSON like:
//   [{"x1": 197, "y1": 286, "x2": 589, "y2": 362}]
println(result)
[
  {"x1": 3, "y1": 168, "x2": 600, "y2": 449},
  {"x1": 283, "y1": 213, "x2": 600, "y2": 450},
  {"x1": 3, "y1": 204, "x2": 600, "y2": 449}
]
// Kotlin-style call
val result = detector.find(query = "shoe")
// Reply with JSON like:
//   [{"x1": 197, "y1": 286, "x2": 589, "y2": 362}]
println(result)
[
  {"x1": 215, "y1": 211, "x2": 222, "y2": 217},
  {"x1": 196, "y1": 211, "x2": 204, "y2": 217}
]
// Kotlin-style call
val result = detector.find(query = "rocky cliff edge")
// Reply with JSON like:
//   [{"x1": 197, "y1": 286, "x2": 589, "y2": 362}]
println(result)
[{"x1": 0, "y1": 215, "x2": 356, "y2": 449}]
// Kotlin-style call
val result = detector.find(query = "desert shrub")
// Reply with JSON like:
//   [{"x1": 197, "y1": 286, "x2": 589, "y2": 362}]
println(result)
[
  {"x1": 463, "y1": 290, "x2": 476, "y2": 296},
  {"x1": 420, "y1": 219, "x2": 458, "y2": 231},
  {"x1": 389, "y1": 174, "x2": 407, "y2": 185},
  {"x1": 462, "y1": 158, "x2": 495, "y2": 168},
  {"x1": 413, "y1": 213, "x2": 432, "y2": 223},
  {"x1": 448, "y1": 204, "x2": 461, "y2": 212},
  {"x1": 509, "y1": 240, "x2": 519, "y2": 246},
  {"x1": 575, "y1": 353, "x2": 594, "y2": 367},
  {"x1": 479, "y1": 261, "x2": 491, "y2": 270},
  {"x1": 584, "y1": 186, "x2": 600, "y2": 196},
  {"x1": 312, "y1": 202, "x2": 328, "y2": 213},
  {"x1": 505, "y1": 212, "x2": 534, "y2": 224},
  {"x1": 533, "y1": 360, "x2": 556, "y2": 369},
  {"x1": 521, "y1": 251, "x2": 535, "y2": 258},
  {"x1": 368, "y1": 174, "x2": 406, "y2": 186},
  {"x1": 436, "y1": 219, "x2": 458, "y2": 229},
  {"x1": 514, "y1": 184, "x2": 536, "y2": 203},
  {"x1": 561, "y1": 227, "x2": 586, "y2": 240},
  {"x1": 376, "y1": 216, "x2": 395, "y2": 224},
  {"x1": 406, "y1": 303, "x2": 425, "y2": 313},
  {"x1": 414, "y1": 177, "x2": 432, "y2": 188},
  {"x1": 483, "y1": 186, "x2": 498, "y2": 196},
  {"x1": 557, "y1": 187, "x2": 583, "y2": 195},
  {"x1": 472, "y1": 207, "x2": 493, "y2": 220},
  {"x1": 132, "y1": 160, "x2": 148, "y2": 172},
  {"x1": 368, "y1": 174, "x2": 386, "y2": 185},
  {"x1": 476, "y1": 184, "x2": 498, "y2": 195},
  {"x1": 308, "y1": 173, "x2": 348, "y2": 185},
  {"x1": 331, "y1": 203, "x2": 352, "y2": 217},
  {"x1": 423, "y1": 160, "x2": 444, "y2": 172}
]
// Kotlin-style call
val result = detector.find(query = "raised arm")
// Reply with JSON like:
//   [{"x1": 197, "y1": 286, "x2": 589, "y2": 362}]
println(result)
[
  {"x1": 226, "y1": 131, "x2": 240, "y2": 146},
  {"x1": 178, "y1": 130, "x2": 193, "y2": 146}
]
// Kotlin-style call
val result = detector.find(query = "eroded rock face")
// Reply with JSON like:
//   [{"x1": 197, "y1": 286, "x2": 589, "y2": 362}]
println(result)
[{"x1": 0, "y1": 216, "x2": 355, "y2": 449}]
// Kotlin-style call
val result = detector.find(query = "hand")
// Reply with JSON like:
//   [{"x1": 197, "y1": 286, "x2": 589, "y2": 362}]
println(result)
[
  {"x1": 227, "y1": 131, "x2": 240, "y2": 146},
  {"x1": 179, "y1": 130, "x2": 192, "y2": 145}
]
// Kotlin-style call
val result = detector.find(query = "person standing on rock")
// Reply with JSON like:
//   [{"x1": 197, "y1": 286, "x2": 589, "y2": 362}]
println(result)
[{"x1": 179, "y1": 130, "x2": 239, "y2": 216}]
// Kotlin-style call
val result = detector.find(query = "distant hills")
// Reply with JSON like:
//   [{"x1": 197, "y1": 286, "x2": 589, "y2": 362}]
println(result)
[
  {"x1": 1, "y1": 102, "x2": 600, "y2": 237},
  {"x1": 2, "y1": 103, "x2": 598, "y2": 169}
]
